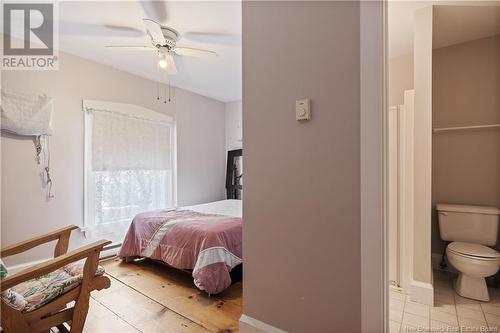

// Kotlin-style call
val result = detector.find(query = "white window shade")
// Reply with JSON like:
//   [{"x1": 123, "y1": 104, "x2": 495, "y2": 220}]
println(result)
[
  {"x1": 83, "y1": 100, "x2": 175, "y2": 243},
  {"x1": 91, "y1": 110, "x2": 171, "y2": 171}
]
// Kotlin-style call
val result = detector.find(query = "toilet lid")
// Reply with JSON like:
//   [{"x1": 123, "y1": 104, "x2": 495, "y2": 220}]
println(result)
[{"x1": 448, "y1": 242, "x2": 500, "y2": 259}]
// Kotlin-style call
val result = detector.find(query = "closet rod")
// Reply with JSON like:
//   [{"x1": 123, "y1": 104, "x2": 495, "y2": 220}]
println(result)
[{"x1": 433, "y1": 123, "x2": 500, "y2": 133}]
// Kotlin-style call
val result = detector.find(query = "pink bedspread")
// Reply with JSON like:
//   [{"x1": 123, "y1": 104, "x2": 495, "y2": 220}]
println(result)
[{"x1": 118, "y1": 209, "x2": 242, "y2": 294}]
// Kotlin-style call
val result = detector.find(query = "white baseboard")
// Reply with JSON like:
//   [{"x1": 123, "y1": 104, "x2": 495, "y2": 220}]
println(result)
[
  {"x1": 239, "y1": 314, "x2": 287, "y2": 333},
  {"x1": 6, "y1": 245, "x2": 120, "y2": 275},
  {"x1": 409, "y1": 279, "x2": 434, "y2": 306}
]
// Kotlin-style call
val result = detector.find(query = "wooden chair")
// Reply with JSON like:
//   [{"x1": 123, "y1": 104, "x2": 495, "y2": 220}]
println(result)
[{"x1": 0, "y1": 225, "x2": 111, "y2": 333}]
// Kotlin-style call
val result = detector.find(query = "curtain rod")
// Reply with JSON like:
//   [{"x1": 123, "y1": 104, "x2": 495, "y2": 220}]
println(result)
[{"x1": 433, "y1": 123, "x2": 500, "y2": 133}]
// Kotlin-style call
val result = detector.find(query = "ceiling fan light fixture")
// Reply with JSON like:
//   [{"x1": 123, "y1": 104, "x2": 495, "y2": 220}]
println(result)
[
  {"x1": 106, "y1": 20, "x2": 214, "y2": 76},
  {"x1": 158, "y1": 58, "x2": 168, "y2": 68},
  {"x1": 158, "y1": 53, "x2": 168, "y2": 69}
]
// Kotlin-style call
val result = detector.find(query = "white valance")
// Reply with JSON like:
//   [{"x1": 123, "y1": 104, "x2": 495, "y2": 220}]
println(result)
[
  {"x1": 89, "y1": 108, "x2": 172, "y2": 171},
  {"x1": 1, "y1": 88, "x2": 53, "y2": 136}
]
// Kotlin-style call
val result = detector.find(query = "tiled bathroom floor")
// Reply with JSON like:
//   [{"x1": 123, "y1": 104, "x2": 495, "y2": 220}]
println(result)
[{"x1": 390, "y1": 270, "x2": 500, "y2": 332}]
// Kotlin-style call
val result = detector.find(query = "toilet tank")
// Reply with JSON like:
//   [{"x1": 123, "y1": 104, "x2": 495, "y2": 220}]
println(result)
[{"x1": 437, "y1": 204, "x2": 500, "y2": 246}]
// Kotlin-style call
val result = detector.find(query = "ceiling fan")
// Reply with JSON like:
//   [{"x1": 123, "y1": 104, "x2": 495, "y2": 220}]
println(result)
[{"x1": 105, "y1": 18, "x2": 218, "y2": 74}]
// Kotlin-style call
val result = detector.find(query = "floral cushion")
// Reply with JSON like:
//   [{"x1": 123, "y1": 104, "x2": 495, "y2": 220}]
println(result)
[
  {"x1": 0, "y1": 259, "x2": 8, "y2": 279},
  {"x1": 1, "y1": 260, "x2": 105, "y2": 313}
]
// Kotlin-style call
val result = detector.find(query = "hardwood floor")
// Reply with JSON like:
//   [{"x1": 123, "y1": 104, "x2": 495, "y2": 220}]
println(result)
[{"x1": 82, "y1": 258, "x2": 242, "y2": 333}]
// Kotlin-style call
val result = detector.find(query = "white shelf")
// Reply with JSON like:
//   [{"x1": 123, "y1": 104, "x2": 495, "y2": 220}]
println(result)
[{"x1": 433, "y1": 123, "x2": 500, "y2": 133}]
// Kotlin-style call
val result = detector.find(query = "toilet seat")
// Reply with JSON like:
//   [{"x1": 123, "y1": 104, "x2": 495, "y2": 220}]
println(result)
[{"x1": 448, "y1": 242, "x2": 500, "y2": 260}]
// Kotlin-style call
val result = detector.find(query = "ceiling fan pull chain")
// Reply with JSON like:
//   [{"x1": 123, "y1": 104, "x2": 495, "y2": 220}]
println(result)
[
  {"x1": 164, "y1": 84, "x2": 167, "y2": 104},
  {"x1": 156, "y1": 51, "x2": 161, "y2": 101},
  {"x1": 168, "y1": 78, "x2": 171, "y2": 103}
]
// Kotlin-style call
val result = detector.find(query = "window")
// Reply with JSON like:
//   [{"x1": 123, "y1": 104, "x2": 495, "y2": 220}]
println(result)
[{"x1": 83, "y1": 101, "x2": 175, "y2": 242}]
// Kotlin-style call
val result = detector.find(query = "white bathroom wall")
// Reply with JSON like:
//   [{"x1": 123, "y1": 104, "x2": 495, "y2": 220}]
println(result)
[{"x1": 225, "y1": 101, "x2": 243, "y2": 151}]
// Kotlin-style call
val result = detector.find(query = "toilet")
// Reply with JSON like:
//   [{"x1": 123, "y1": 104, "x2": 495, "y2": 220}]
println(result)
[{"x1": 438, "y1": 203, "x2": 500, "y2": 301}]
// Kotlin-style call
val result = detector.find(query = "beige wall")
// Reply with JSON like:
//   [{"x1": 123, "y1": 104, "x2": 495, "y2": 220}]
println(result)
[
  {"x1": 176, "y1": 89, "x2": 226, "y2": 207},
  {"x1": 389, "y1": 53, "x2": 414, "y2": 106},
  {"x1": 242, "y1": 1, "x2": 361, "y2": 331},
  {"x1": 1, "y1": 50, "x2": 226, "y2": 266},
  {"x1": 432, "y1": 35, "x2": 500, "y2": 254}
]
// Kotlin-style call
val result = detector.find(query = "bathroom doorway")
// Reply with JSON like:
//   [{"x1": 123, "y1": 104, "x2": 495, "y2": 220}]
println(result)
[{"x1": 386, "y1": 3, "x2": 500, "y2": 332}]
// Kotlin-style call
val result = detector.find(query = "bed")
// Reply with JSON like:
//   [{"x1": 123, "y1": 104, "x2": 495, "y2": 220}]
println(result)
[
  {"x1": 118, "y1": 149, "x2": 243, "y2": 295},
  {"x1": 118, "y1": 199, "x2": 242, "y2": 294}
]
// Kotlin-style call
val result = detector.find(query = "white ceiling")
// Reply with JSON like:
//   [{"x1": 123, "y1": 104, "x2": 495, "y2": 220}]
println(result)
[
  {"x1": 388, "y1": 1, "x2": 500, "y2": 59},
  {"x1": 55, "y1": 1, "x2": 242, "y2": 102},
  {"x1": 8, "y1": 1, "x2": 500, "y2": 98}
]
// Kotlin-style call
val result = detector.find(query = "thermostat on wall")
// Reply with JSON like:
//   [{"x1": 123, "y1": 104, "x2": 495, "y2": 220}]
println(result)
[{"x1": 296, "y1": 98, "x2": 311, "y2": 121}]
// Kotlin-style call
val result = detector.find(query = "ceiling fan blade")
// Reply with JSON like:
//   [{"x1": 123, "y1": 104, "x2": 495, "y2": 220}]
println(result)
[
  {"x1": 172, "y1": 46, "x2": 217, "y2": 58},
  {"x1": 105, "y1": 45, "x2": 156, "y2": 51},
  {"x1": 103, "y1": 24, "x2": 145, "y2": 36},
  {"x1": 183, "y1": 31, "x2": 240, "y2": 46},
  {"x1": 140, "y1": 1, "x2": 168, "y2": 23},
  {"x1": 58, "y1": 21, "x2": 145, "y2": 37},
  {"x1": 142, "y1": 18, "x2": 166, "y2": 46}
]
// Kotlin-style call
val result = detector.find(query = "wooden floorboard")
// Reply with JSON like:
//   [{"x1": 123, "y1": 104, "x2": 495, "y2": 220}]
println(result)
[
  {"x1": 84, "y1": 298, "x2": 140, "y2": 333},
  {"x1": 83, "y1": 258, "x2": 242, "y2": 333}
]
